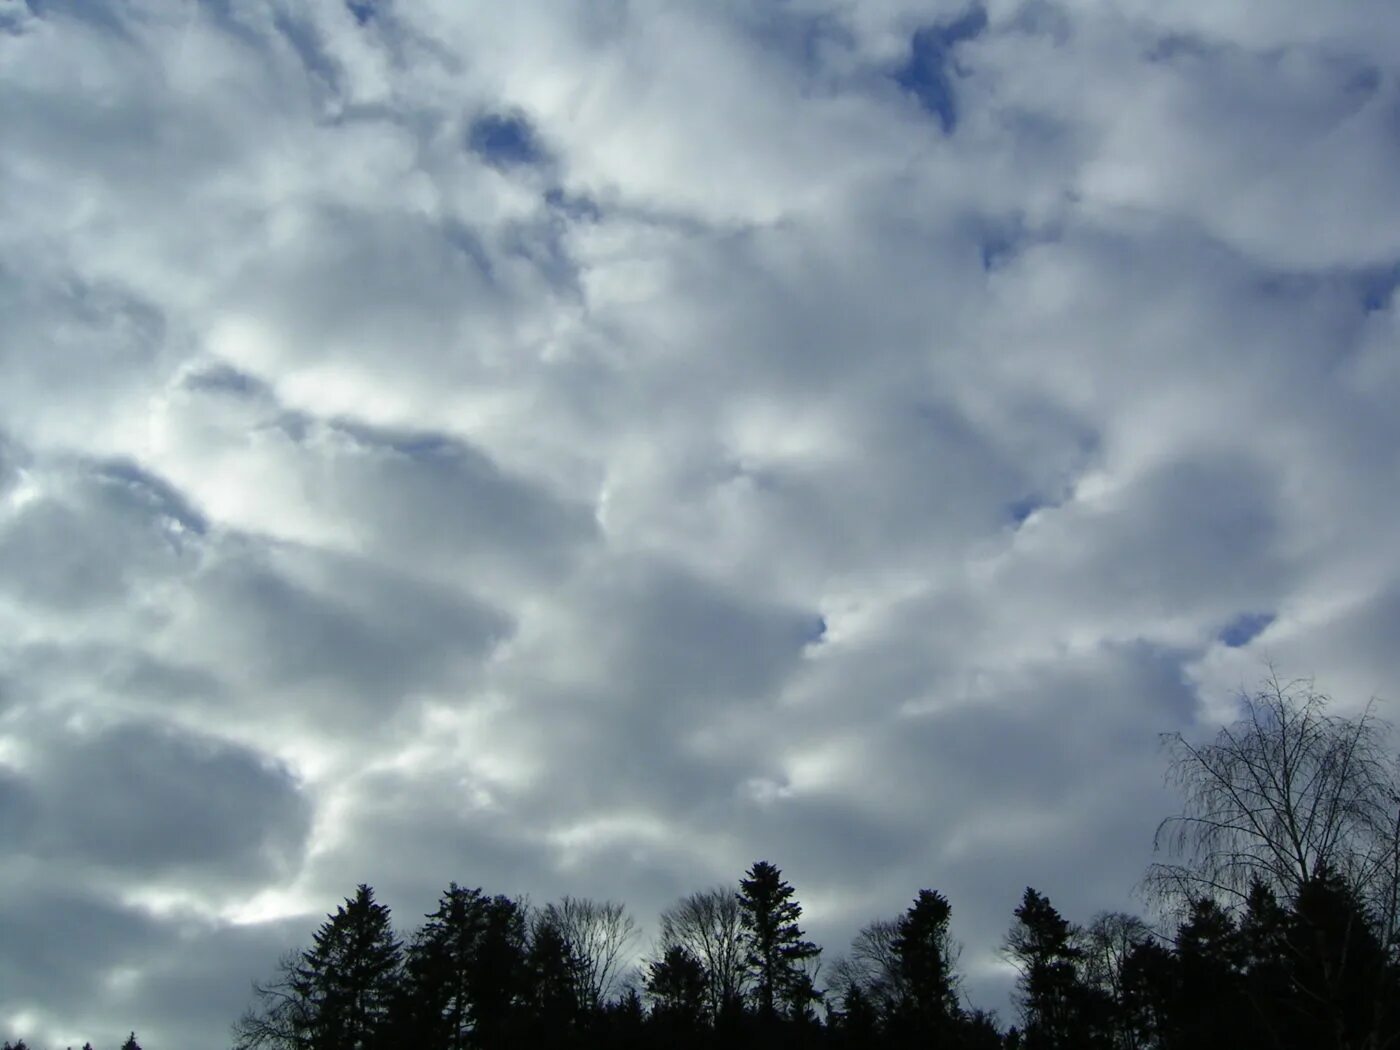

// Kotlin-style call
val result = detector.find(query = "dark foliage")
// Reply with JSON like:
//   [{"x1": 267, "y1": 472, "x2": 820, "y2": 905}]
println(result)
[{"x1": 736, "y1": 860, "x2": 822, "y2": 1023}]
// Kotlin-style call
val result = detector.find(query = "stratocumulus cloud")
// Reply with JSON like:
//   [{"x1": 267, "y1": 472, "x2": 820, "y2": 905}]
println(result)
[{"x1": 2, "y1": 0, "x2": 1400, "y2": 1044}]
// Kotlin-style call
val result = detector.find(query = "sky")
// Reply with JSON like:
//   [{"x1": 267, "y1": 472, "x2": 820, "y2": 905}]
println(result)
[{"x1": 3, "y1": 0, "x2": 1400, "y2": 1045}]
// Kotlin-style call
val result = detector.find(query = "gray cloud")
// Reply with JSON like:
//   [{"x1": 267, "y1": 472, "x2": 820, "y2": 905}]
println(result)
[
  {"x1": 23, "y1": 719, "x2": 311, "y2": 886},
  {"x1": 4, "y1": 0, "x2": 1400, "y2": 1045}
]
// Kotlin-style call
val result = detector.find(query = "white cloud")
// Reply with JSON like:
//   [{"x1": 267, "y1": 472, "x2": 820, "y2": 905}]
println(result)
[{"x1": 3, "y1": 0, "x2": 1400, "y2": 1044}]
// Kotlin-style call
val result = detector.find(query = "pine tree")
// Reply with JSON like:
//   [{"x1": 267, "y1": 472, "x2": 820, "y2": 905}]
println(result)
[
  {"x1": 291, "y1": 884, "x2": 403, "y2": 1050},
  {"x1": 735, "y1": 860, "x2": 821, "y2": 1021},
  {"x1": 524, "y1": 912, "x2": 580, "y2": 1039},
  {"x1": 394, "y1": 884, "x2": 531, "y2": 1048},
  {"x1": 891, "y1": 889, "x2": 961, "y2": 1038},
  {"x1": 645, "y1": 945, "x2": 709, "y2": 1031},
  {"x1": 1004, "y1": 888, "x2": 1097, "y2": 1050},
  {"x1": 1287, "y1": 868, "x2": 1395, "y2": 1050}
]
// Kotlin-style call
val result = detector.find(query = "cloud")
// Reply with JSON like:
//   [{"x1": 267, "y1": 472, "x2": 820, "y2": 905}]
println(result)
[
  {"x1": 4, "y1": 0, "x2": 1400, "y2": 1044},
  {"x1": 19, "y1": 719, "x2": 310, "y2": 887}
]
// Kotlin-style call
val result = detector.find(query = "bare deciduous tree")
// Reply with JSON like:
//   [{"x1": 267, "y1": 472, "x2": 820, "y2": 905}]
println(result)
[
  {"x1": 231, "y1": 950, "x2": 317, "y2": 1050},
  {"x1": 1081, "y1": 912, "x2": 1154, "y2": 1050},
  {"x1": 1147, "y1": 671, "x2": 1400, "y2": 1050},
  {"x1": 540, "y1": 896, "x2": 639, "y2": 1011},
  {"x1": 1148, "y1": 671, "x2": 1400, "y2": 918},
  {"x1": 657, "y1": 886, "x2": 749, "y2": 1021},
  {"x1": 829, "y1": 917, "x2": 902, "y2": 1015}
]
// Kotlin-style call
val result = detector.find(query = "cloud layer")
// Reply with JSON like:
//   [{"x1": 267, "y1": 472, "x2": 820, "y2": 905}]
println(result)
[{"x1": 3, "y1": 0, "x2": 1400, "y2": 1043}]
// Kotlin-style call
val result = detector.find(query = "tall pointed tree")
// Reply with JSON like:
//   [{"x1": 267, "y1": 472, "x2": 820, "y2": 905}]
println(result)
[
  {"x1": 892, "y1": 889, "x2": 962, "y2": 1038},
  {"x1": 291, "y1": 884, "x2": 403, "y2": 1050},
  {"x1": 1157, "y1": 896, "x2": 1252, "y2": 1050},
  {"x1": 524, "y1": 910, "x2": 581, "y2": 1038},
  {"x1": 1004, "y1": 888, "x2": 1099, "y2": 1050},
  {"x1": 394, "y1": 883, "x2": 527, "y2": 1049},
  {"x1": 736, "y1": 860, "x2": 821, "y2": 1021}
]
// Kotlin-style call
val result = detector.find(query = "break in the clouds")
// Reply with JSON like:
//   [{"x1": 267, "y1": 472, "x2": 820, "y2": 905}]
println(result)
[{"x1": 3, "y1": 0, "x2": 1400, "y2": 1044}]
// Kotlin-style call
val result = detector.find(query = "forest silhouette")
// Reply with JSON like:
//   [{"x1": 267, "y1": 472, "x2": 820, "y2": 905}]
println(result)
[{"x1": 8, "y1": 676, "x2": 1400, "y2": 1050}]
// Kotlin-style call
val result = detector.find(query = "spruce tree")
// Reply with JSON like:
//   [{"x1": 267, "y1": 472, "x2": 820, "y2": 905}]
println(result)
[
  {"x1": 645, "y1": 945, "x2": 709, "y2": 1031},
  {"x1": 292, "y1": 884, "x2": 403, "y2": 1050},
  {"x1": 1004, "y1": 888, "x2": 1096, "y2": 1050},
  {"x1": 892, "y1": 889, "x2": 961, "y2": 1037},
  {"x1": 735, "y1": 861, "x2": 821, "y2": 1021}
]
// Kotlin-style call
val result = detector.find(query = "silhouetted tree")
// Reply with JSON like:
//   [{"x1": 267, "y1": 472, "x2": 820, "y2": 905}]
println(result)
[
  {"x1": 1005, "y1": 887, "x2": 1099, "y2": 1049},
  {"x1": 600, "y1": 986, "x2": 647, "y2": 1050},
  {"x1": 119, "y1": 1036, "x2": 141, "y2": 1050},
  {"x1": 233, "y1": 948, "x2": 319, "y2": 1050},
  {"x1": 541, "y1": 896, "x2": 639, "y2": 1012},
  {"x1": 1149, "y1": 672, "x2": 1400, "y2": 922},
  {"x1": 1120, "y1": 937, "x2": 1175, "y2": 1050},
  {"x1": 890, "y1": 889, "x2": 962, "y2": 1041},
  {"x1": 1238, "y1": 879, "x2": 1293, "y2": 1048},
  {"x1": 525, "y1": 910, "x2": 582, "y2": 1039},
  {"x1": 960, "y1": 1008, "x2": 1007, "y2": 1050},
  {"x1": 471, "y1": 892, "x2": 530, "y2": 1044},
  {"x1": 830, "y1": 981, "x2": 881, "y2": 1047},
  {"x1": 736, "y1": 861, "x2": 821, "y2": 1022},
  {"x1": 657, "y1": 887, "x2": 749, "y2": 1022},
  {"x1": 1286, "y1": 868, "x2": 1397, "y2": 1050},
  {"x1": 1082, "y1": 912, "x2": 1154, "y2": 1050},
  {"x1": 644, "y1": 945, "x2": 709, "y2": 1034},
  {"x1": 1169, "y1": 897, "x2": 1247, "y2": 1050},
  {"x1": 831, "y1": 918, "x2": 901, "y2": 1022},
  {"x1": 234, "y1": 884, "x2": 401, "y2": 1050},
  {"x1": 392, "y1": 883, "x2": 530, "y2": 1049}
]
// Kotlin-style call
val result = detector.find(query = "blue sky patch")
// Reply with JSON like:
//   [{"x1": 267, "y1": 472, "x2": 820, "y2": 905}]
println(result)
[
  {"x1": 1008, "y1": 495, "x2": 1044, "y2": 525},
  {"x1": 894, "y1": 6, "x2": 988, "y2": 133},
  {"x1": 1359, "y1": 263, "x2": 1400, "y2": 312},
  {"x1": 1219, "y1": 611, "x2": 1275, "y2": 648},
  {"x1": 469, "y1": 113, "x2": 544, "y2": 168}
]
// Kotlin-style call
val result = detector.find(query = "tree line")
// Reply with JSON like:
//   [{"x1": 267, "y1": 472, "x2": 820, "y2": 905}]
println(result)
[
  {"x1": 6, "y1": 675, "x2": 1400, "y2": 1049},
  {"x1": 1, "y1": 1035, "x2": 142, "y2": 1050}
]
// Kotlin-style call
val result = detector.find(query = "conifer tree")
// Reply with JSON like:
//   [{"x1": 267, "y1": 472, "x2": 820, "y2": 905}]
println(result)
[
  {"x1": 235, "y1": 890, "x2": 406, "y2": 1050},
  {"x1": 395, "y1": 883, "x2": 479, "y2": 1047},
  {"x1": 284, "y1": 884, "x2": 402, "y2": 1050},
  {"x1": 1170, "y1": 897, "x2": 1247, "y2": 1050},
  {"x1": 735, "y1": 861, "x2": 821, "y2": 1021},
  {"x1": 524, "y1": 912, "x2": 580, "y2": 1038},
  {"x1": 1004, "y1": 888, "x2": 1097, "y2": 1049},
  {"x1": 891, "y1": 889, "x2": 961, "y2": 1037},
  {"x1": 644, "y1": 945, "x2": 709, "y2": 1031}
]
